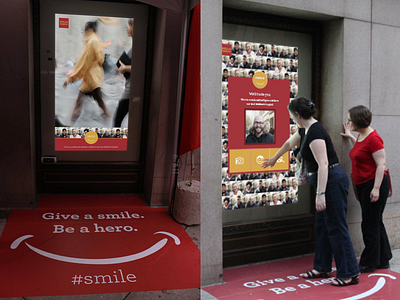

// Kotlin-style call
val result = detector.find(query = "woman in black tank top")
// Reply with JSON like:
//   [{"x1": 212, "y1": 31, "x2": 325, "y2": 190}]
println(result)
[{"x1": 263, "y1": 97, "x2": 360, "y2": 286}]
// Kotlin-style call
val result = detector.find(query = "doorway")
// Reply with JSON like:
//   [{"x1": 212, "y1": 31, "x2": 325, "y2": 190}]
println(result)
[
  {"x1": 221, "y1": 8, "x2": 323, "y2": 267},
  {"x1": 35, "y1": 0, "x2": 153, "y2": 194}
]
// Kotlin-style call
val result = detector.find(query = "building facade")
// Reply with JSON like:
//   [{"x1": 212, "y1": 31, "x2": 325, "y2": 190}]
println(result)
[{"x1": 202, "y1": 0, "x2": 400, "y2": 285}]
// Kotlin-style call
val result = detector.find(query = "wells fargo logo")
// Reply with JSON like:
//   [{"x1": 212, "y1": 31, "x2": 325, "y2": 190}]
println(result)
[
  {"x1": 59, "y1": 18, "x2": 69, "y2": 29},
  {"x1": 222, "y1": 44, "x2": 232, "y2": 56}
]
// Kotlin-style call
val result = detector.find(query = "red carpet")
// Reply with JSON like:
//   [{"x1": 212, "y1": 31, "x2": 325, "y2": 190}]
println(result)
[
  {"x1": 204, "y1": 255, "x2": 400, "y2": 300},
  {"x1": 0, "y1": 195, "x2": 200, "y2": 298}
]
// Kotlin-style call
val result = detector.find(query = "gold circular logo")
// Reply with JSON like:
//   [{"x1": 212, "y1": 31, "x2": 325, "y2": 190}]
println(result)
[
  {"x1": 252, "y1": 71, "x2": 268, "y2": 89},
  {"x1": 85, "y1": 131, "x2": 98, "y2": 144}
]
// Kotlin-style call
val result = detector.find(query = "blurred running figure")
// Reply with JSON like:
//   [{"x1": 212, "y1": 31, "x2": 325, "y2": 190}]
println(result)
[
  {"x1": 63, "y1": 21, "x2": 109, "y2": 124},
  {"x1": 114, "y1": 19, "x2": 134, "y2": 127}
]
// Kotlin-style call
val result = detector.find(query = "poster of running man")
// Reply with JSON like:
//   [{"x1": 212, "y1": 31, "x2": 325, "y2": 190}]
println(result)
[{"x1": 54, "y1": 14, "x2": 132, "y2": 151}]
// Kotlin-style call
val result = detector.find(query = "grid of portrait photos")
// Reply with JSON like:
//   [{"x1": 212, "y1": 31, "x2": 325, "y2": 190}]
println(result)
[
  {"x1": 55, "y1": 127, "x2": 128, "y2": 139},
  {"x1": 221, "y1": 40, "x2": 300, "y2": 210}
]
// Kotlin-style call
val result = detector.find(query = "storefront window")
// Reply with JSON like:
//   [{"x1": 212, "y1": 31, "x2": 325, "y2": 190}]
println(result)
[
  {"x1": 221, "y1": 24, "x2": 314, "y2": 224},
  {"x1": 54, "y1": 15, "x2": 132, "y2": 151}
]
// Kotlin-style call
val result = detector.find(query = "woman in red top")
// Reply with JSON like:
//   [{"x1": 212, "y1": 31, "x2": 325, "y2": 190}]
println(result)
[{"x1": 341, "y1": 105, "x2": 392, "y2": 273}]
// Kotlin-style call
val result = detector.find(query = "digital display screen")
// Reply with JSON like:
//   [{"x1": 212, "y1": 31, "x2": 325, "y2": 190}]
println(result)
[
  {"x1": 54, "y1": 14, "x2": 133, "y2": 151},
  {"x1": 221, "y1": 40, "x2": 299, "y2": 209}
]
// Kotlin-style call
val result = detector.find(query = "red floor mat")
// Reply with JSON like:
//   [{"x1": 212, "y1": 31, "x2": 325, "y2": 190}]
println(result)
[
  {"x1": 204, "y1": 255, "x2": 400, "y2": 300},
  {"x1": 0, "y1": 195, "x2": 200, "y2": 298}
]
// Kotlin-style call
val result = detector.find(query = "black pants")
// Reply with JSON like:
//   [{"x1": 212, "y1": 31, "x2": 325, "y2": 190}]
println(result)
[
  {"x1": 113, "y1": 98, "x2": 129, "y2": 127},
  {"x1": 356, "y1": 174, "x2": 392, "y2": 267}
]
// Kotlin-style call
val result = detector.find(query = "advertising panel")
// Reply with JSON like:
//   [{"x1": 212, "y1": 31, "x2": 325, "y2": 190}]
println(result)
[
  {"x1": 227, "y1": 76, "x2": 290, "y2": 174},
  {"x1": 221, "y1": 40, "x2": 299, "y2": 208},
  {"x1": 54, "y1": 14, "x2": 133, "y2": 151}
]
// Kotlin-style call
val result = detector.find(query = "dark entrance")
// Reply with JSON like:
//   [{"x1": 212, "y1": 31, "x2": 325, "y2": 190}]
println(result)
[
  {"x1": 34, "y1": 0, "x2": 154, "y2": 194},
  {"x1": 221, "y1": 7, "x2": 323, "y2": 267}
]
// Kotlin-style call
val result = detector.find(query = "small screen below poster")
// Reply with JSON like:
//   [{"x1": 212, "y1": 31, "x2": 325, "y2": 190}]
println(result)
[{"x1": 54, "y1": 14, "x2": 133, "y2": 151}]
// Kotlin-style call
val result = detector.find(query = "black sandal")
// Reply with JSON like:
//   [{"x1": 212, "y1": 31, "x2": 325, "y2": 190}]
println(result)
[
  {"x1": 301, "y1": 270, "x2": 330, "y2": 279},
  {"x1": 331, "y1": 276, "x2": 359, "y2": 287}
]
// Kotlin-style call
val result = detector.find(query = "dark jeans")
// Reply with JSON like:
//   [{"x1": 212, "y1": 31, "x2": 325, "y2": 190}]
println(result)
[
  {"x1": 309, "y1": 166, "x2": 360, "y2": 278},
  {"x1": 356, "y1": 174, "x2": 392, "y2": 267}
]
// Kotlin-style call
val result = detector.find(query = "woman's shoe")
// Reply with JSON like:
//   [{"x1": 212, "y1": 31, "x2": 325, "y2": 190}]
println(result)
[
  {"x1": 331, "y1": 276, "x2": 359, "y2": 287},
  {"x1": 300, "y1": 270, "x2": 330, "y2": 279}
]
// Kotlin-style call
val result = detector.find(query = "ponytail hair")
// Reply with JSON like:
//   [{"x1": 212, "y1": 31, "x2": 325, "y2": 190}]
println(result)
[
  {"x1": 85, "y1": 21, "x2": 98, "y2": 33},
  {"x1": 288, "y1": 97, "x2": 316, "y2": 119}
]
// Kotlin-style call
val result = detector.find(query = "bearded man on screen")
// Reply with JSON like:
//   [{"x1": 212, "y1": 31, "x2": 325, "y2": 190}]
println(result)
[{"x1": 246, "y1": 115, "x2": 274, "y2": 143}]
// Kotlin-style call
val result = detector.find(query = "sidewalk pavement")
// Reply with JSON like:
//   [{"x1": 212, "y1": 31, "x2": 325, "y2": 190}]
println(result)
[
  {"x1": 201, "y1": 248, "x2": 400, "y2": 300},
  {"x1": 2, "y1": 211, "x2": 400, "y2": 300}
]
